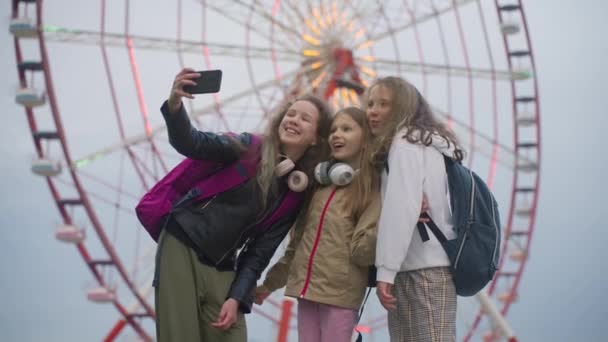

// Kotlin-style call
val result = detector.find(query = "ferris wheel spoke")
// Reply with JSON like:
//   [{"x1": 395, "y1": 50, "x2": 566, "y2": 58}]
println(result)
[
  {"x1": 202, "y1": 1, "x2": 300, "y2": 54},
  {"x1": 189, "y1": 66, "x2": 306, "y2": 119},
  {"x1": 362, "y1": 58, "x2": 517, "y2": 80},
  {"x1": 433, "y1": 108, "x2": 533, "y2": 169},
  {"x1": 53, "y1": 175, "x2": 136, "y2": 215},
  {"x1": 106, "y1": 278, "x2": 154, "y2": 336},
  {"x1": 77, "y1": 169, "x2": 140, "y2": 201},
  {"x1": 347, "y1": 1, "x2": 402, "y2": 41},
  {"x1": 323, "y1": 1, "x2": 393, "y2": 43},
  {"x1": 333, "y1": 1, "x2": 383, "y2": 49},
  {"x1": 324, "y1": 0, "x2": 374, "y2": 36},
  {"x1": 345, "y1": 0, "x2": 381, "y2": 27},
  {"x1": 71, "y1": 67, "x2": 305, "y2": 164},
  {"x1": 475, "y1": 291, "x2": 517, "y2": 340},
  {"x1": 282, "y1": 0, "x2": 309, "y2": 27},
  {"x1": 191, "y1": 64, "x2": 315, "y2": 131},
  {"x1": 42, "y1": 27, "x2": 302, "y2": 61},
  {"x1": 357, "y1": 0, "x2": 476, "y2": 46},
  {"x1": 129, "y1": 245, "x2": 156, "y2": 280},
  {"x1": 236, "y1": 0, "x2": 303, "y2": 40}
]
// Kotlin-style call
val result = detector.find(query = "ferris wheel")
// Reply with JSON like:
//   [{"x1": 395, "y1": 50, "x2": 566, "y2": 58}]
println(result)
[{"x1": 10, "y1": 0, "x2": 540, "y2": 341}]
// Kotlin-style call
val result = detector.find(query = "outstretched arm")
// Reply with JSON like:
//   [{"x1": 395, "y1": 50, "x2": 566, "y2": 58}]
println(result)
[{"x1": 161, "y1": 68, "x2": 246, "y2": 162}]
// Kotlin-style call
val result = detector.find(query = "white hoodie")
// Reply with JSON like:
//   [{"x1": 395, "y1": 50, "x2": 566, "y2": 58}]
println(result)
[{"x1": 375, "y1": 129, "x2": 458, "y2": 284}]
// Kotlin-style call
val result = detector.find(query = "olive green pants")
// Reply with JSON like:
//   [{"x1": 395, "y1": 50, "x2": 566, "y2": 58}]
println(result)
[{"x1": 154, "y1": 230, "x2": 247, "y2": 342}]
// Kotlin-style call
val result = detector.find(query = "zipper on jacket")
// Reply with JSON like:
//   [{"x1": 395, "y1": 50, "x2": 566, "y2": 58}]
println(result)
[
  {"x1": 199, "y1": 195, "x2": 216, "y2": 210},
  {"x1": 299, "y1": 187, "x2": 338, "y2": 298},
  {"x1": 215, "y1": 189, "x2": 288, "y2": 267}
]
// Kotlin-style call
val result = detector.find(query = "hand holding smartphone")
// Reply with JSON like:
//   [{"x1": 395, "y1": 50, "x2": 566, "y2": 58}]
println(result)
[{"x1": 183, "y1": 69, "x2": 223, "y2": 94}]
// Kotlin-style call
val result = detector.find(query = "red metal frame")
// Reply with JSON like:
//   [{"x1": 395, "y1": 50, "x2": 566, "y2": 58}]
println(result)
[
  {"x1": 464, "y1": 1, "x2": 541, "y2": 340},
  {"x1": 11, "y1": 0, "x2": 153, "y2": 340}
]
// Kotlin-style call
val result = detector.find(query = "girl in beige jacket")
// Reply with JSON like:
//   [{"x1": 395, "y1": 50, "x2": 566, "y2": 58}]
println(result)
[{"x1": 255, "y1": 107, "x2": 381, "y2": 342}]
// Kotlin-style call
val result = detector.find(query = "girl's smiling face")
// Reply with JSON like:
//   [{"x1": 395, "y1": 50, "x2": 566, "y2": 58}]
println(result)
[
  {"x1": 278, "y1": 100, "x2": 320, "y2": 150},
  {"x1": 329, "y1": 113, "x2": 364, "y2": 168}
]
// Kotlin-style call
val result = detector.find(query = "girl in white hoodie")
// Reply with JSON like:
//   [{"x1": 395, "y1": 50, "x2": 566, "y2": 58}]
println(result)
[{"x1": 365, "y1": 76, "x2": 464, "y2": 342}]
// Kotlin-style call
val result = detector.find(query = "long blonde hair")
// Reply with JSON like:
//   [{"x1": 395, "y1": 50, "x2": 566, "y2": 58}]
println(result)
[
  {"x1": 364, "y1": 76, "x2": 464, "y2": 166},
  {"x1": 333, "y1": 107, "x2": 380, "y2": 218},
  {"x1": 257, "y1": 95, "x2": 332, "y2": 204}
]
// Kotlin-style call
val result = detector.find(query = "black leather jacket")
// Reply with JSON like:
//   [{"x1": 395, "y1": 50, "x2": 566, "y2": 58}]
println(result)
[{"x1": 160, "y1": 101, "x2": 301, "y2": 313}]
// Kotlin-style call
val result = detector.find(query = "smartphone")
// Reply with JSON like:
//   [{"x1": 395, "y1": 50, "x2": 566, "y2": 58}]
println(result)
[{"x1": 183, "y1": 69, "x2": 222, "y2": 94}]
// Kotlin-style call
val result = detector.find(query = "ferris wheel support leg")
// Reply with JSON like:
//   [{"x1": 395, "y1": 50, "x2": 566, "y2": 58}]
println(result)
[
  {"x1": 104, "y1": 319, "x2": 127, "y2": 342},
  {"x1": 276, "y1": 298, "x2": 295, "y2": 342},
  {"x1": 476, "y1": 291, "x2": 517, "y2": 341}
]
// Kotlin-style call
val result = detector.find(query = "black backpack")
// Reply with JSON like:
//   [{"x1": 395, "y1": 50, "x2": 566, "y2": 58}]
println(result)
[{"x1": 417, "y1": 155, "x2": 501, "y2": 296}]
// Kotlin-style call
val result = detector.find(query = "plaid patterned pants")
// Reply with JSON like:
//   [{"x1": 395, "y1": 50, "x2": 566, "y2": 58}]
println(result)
[{"x1": 388, "y1": 267, "x2": 456, "y2": 342}]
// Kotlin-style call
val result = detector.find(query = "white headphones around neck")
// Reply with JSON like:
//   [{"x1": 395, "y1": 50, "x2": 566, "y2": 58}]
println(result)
[
  {"x1": 314, "y1": 161, "x2": 355, "y2": 186},
  {"x1": 275, "y1": 157, "x2": 309, "y2": 192}
]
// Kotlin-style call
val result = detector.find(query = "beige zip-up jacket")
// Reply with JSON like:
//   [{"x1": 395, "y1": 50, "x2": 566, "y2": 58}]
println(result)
[{"x1": 260, "y1": 180, "x2": 380, "y2": 310}]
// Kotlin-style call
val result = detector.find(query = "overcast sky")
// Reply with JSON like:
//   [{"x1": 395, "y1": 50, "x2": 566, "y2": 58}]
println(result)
[{"x1": 1, "y1": 1, "x2": 607, "y2": 341}]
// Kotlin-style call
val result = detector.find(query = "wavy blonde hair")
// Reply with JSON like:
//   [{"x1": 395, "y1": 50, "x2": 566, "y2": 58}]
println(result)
[
  {"x1": 256, "y1": 95, "x2": 332, "y2": 205},
  {"x1": 364, "y1": 76, "x2": 464, "y2": 166}
]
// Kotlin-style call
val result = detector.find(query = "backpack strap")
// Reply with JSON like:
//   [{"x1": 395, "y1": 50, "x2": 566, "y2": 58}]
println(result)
[
  {"x1": 416, "y1": 221, "x2": 430, "y2": 242},
  {"x1": 176, "y1": 134, "x2": 262, "y2": 207},
  {"x1": 189, "y1": 158, "x2": 256, "y2": 202},
  {"x1": 417, "y1": 213, "x2": 448, "y2": 243},
  {"x1": 255, "y1": 190, "x2": 303, "y2": 232}
]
